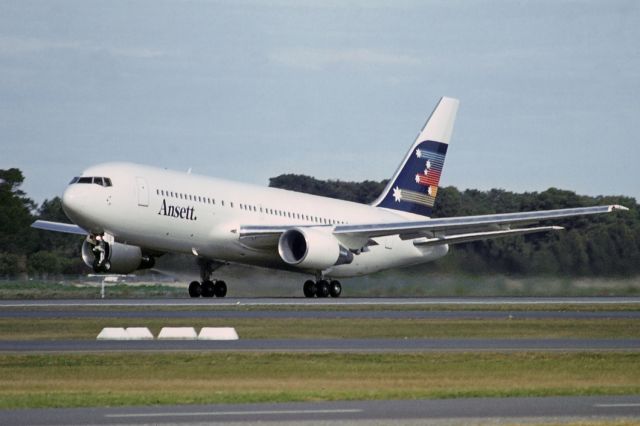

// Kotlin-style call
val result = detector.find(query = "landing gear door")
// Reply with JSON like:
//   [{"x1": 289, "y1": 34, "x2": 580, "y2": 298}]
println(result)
[{"x1": 136, "y1": 177, "x2": 149, "y2": 207}]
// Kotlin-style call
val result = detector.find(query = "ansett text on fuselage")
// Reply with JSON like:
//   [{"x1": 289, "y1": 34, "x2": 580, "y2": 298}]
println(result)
[{"x1": 158, "y1": 199, "x2": 197, "y2": 221}]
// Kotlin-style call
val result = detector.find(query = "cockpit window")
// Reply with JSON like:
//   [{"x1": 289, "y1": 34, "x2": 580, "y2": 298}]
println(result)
[{"x1": 71, "y1": 176, "x2": 113, "y2": 187}]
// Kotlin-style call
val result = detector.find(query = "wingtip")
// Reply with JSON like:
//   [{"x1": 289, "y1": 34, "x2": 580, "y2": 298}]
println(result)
[{"x1": 610, "y1": 205, "x2": 630, "y2": 212}]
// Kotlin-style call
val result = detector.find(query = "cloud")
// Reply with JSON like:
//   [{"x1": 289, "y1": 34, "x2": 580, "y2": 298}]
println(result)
[
  {"x1": 0, "y1": 36, "x2": 165, "y2": 59},
  {"x1": 269, "y1": 47, "x2": 420, "y2": 70}
]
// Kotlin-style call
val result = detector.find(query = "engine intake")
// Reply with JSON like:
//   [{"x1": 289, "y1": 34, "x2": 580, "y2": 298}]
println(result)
[
  {"x1": 278, "y1": 228, "x2": 353, "y2": 270},
  {"x1": 82, "y1": 240, "x2": 154, "y2": 274}
]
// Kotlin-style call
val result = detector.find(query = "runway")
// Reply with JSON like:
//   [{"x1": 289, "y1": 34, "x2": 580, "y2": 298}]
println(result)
[
  {"x1": 1, "y1": 338, "x2": 639, "y2": 353},
  {"x1": 2, "y1": 395, "x2": 639, "y2": 425},
  {"x1": 2, "y1": 297, "x2": 637, "y2": 353},
  {"x1": 2, "y1": 296, "x2": 640, "y2": 308},
  {"x1": 3, "y1": 308, "x2": 639, "y2": 319}
]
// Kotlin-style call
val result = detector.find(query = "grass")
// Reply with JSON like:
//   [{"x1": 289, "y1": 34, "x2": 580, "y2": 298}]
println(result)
[
  {"x1": 0, "y1": 352, "x2": 638, "y2": 409},
  {"x1": 0, "y1": 317, "x2": 639, "y2": 340},
  {"x1": 0, "y1": 281, "x2": 184, "y2": 299}
]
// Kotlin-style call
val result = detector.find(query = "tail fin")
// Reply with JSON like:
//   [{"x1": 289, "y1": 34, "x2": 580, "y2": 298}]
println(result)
[{"x1": 373, "y1": 96, "x2": 459, "y2": 217}]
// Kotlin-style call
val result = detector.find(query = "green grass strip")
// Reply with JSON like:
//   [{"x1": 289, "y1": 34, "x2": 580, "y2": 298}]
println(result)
[
  {"x1": 0, "y1": 352, "x2": 638, "y2": 409},
  {"x1": 0, "y1": 317, "x2": 639, "y2": 340}
]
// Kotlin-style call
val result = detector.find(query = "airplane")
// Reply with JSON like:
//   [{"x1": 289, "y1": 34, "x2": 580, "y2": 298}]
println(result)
[{"x1": 32, "y1": 97, "x2": 628, "y2": 298}]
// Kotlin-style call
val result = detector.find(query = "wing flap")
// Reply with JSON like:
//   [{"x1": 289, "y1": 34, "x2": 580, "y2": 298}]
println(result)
[{"x1": 413, "y1": 226, "x2": 564, "y2": 247}]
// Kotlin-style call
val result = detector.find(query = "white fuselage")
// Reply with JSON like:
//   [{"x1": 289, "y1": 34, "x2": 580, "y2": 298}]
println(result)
[{"x1": 62, "y1": 162, "x2": 448, "y2": 278}]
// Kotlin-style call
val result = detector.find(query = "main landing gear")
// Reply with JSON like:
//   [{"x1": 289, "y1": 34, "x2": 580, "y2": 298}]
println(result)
[
  {"x1": 189, "y1": 258, "x2": 227, "y2": 298},
  {"x1": 303, "y1": 279, "x2": 342, "y2": 298},
  {"x1": 189, "y1": 279, "x2": 227, "y2": 298}
]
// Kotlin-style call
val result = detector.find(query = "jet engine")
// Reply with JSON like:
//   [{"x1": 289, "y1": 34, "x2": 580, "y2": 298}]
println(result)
[
  {"x1": 278, "y1": 227, "x2": 353, "y2": 270},
  {"x1": 81, "y1": 240, "x2": 155, "y2": 274}
]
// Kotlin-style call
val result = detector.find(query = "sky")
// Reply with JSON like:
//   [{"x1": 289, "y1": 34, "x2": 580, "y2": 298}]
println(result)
[{"x1": 1, "y1": 0, "x2": 639, "y2": 205}]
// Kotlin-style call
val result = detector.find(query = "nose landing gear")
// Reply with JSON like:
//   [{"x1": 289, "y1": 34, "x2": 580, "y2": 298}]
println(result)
[{"x1": 91, "y1": 236, "x2": 111, "y2": 273}]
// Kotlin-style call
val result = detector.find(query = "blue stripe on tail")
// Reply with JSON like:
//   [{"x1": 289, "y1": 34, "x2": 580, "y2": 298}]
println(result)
[{"x1": 375, "y1": 140, "x2": 448, "y2": 217}]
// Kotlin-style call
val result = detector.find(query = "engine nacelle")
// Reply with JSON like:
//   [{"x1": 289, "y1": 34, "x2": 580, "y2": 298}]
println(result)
[
  {"x1": 82, "y1": 240, "x2": 154, "y2": 274},
  {"x1": 278, "y1": 228, "x2": 353, "y2": 270}
]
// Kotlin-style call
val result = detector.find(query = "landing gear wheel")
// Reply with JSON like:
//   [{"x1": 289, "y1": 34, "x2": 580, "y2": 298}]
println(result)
[
  {"x1": 92, "y1": 258, "x2": 110, "y2": 273},
  {"x1": 316, "y1": 280, "x2": 330, "y2": 298},
  {"x1": 188, "y1": 281, "x2": 202, "y2": 298},
  {"x1": 329, "y1": 280, "x2": 342, "y2": 298},
  {"x1": 303, "y1": 280, "x2": 316, "y2": 298},
  {"x1": 92, "y1": 258, "x2": 101, "y2": 273},
  {"x1": 214, "y1": 280, "x2": 227, "y2": 298},
  {"x1": 201, "y1": 280, "x2": 215, "y2": 298}
]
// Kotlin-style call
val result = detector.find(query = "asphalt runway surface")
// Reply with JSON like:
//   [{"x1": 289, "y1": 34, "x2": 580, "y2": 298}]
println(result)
[
  {"x1": 2, "y1": 297, "x2": 638, "y2": 353},
  {"x1": 2, "y1": 296, "x2": 640, "y2": 307},
  {"x1": 2, "y1": 396, "x2": 639, "y2": 425},
  {"x1": 2, "y1": 297, "x2": 639, "y2": 321},
  {"x1": 2, "y1": 307, "x2": 640, "y2": 320},
  {"x1": 2, "y1": 338, "x2": 639, "y2": 353}
]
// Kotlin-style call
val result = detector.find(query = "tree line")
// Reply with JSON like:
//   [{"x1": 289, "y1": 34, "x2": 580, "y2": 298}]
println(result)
[{"x1": 0, "y1": 167, "x2": 638, "y2": 278}]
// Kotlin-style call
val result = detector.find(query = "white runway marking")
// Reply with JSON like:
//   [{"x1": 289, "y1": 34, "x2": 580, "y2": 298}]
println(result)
[
  {"x1": 595, "y1": 403, "x2": 640, "y2": 408},
  {"x1": 105, "y1": 408, "x2": 363, "y2": 418}
]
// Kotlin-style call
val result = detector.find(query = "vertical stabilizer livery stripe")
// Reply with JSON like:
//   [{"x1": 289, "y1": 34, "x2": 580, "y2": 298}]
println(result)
[{"x1": 376, "y1": 140, "x2": 448, "y2": 217}]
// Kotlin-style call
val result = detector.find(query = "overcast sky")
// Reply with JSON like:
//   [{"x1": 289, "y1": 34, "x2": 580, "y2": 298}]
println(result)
[{"x1": 1, "y1": 0, "x2": 638, "y2": 205}]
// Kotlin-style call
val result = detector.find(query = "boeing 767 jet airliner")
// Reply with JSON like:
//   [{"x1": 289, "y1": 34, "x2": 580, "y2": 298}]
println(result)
[{"x1": 33, "y1": 97, "x2": 627, "y2": 298}]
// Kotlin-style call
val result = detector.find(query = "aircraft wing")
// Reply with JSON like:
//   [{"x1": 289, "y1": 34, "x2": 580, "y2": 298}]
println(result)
[
  {"x1": 31, "y1": 220, "x2": 87, "y2": 235},
  {"x1": 239, "y1": 205, "x2": 628, "y2": 250}
]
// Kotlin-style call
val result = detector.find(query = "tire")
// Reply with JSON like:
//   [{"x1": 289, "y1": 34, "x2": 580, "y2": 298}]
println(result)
[
  {"x1": 316, "y1": 280, "x2": 330, "y2": 298},
  {"x1": 188, "y1": 281, "x2": 202, "y2": 298},
  {"x1": 303, "y1": 280, "x2": 316, "y2": 298},
  {"x1": 92, "y1": 258, "x2": 102, "y2": 273},
  {"x1": 329, "y1": 280, "x2": 342, "y2": 298},
  {"x1": 201, "y1": 280, "x2": 215, "y2": 298},
  {"x1": 214, "y1": 280, "x2": 227, "y2": 298}
]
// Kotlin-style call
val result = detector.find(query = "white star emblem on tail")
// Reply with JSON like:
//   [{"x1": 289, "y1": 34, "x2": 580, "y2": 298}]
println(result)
[{"x1": 392, "y1": 186, "x2": 402, "y2": 202}]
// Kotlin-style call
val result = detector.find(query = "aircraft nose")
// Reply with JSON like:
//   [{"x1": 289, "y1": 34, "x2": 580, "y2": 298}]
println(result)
[{"x1": 62, "y1": 184, "x2": 86, "y2": 222}]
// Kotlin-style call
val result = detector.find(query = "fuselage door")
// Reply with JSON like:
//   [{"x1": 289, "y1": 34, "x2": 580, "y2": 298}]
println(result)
[{"x1": 136, "y1": 177, "x2": 149, "y2": 207}]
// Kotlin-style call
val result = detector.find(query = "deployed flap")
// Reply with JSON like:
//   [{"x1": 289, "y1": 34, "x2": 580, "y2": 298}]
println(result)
[{"x1": 413, "y1": 226, "x2": 564, "y2": 247}]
